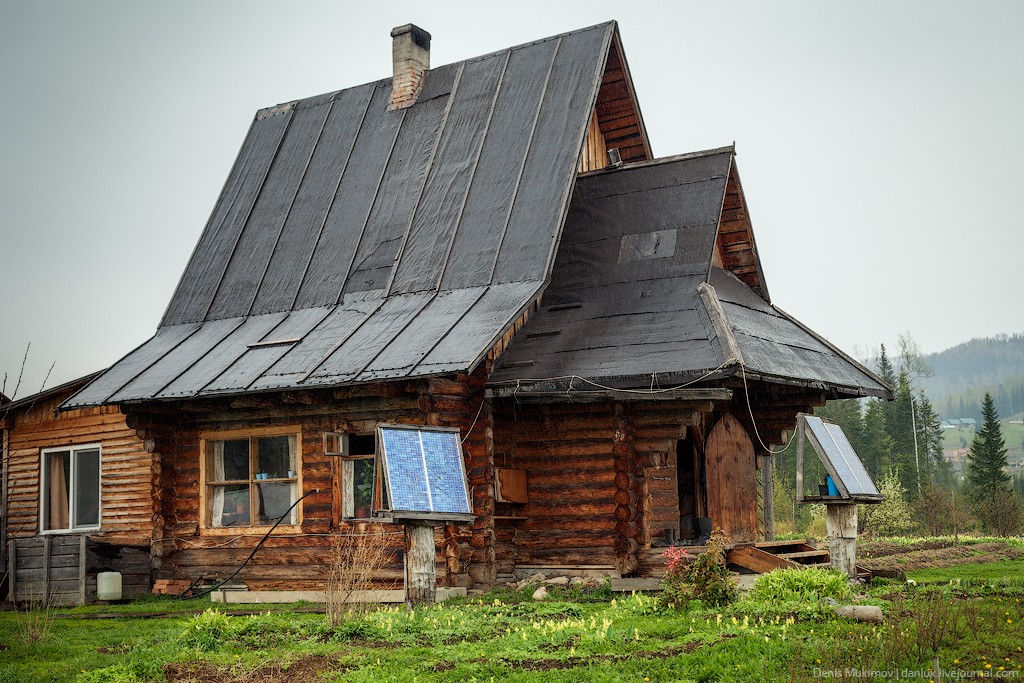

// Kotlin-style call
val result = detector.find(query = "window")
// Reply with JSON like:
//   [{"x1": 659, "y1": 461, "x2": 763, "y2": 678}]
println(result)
[
  {"x1": 41, "y1": 445, "x2": 100, "y2": 532},
  {"x1": 340, "y1": 433, "x2": 377, "y2": 520},
  {"x1": 203, "y1": 428, "x2": 300, "y2": 528}
]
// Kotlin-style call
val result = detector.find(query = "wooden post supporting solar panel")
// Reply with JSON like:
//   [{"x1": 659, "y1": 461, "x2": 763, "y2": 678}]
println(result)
[
  {"x1": 404, "y1": 522, "x2": 436, "y2": 608},
  {"x1": 826, "y1": 503, "x2": 857, "y2": 577}
]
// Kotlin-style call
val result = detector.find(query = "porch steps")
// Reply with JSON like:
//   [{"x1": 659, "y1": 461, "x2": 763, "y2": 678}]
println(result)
[{"x1": 728, "y1": 539, "x2": 829, "y2": 573}]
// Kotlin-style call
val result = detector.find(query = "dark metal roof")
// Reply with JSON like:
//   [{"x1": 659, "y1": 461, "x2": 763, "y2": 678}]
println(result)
[
  {"x1": 487, "y1": 149, "x2": 891, "y2": 399},
  {"x1": 2, "y1": 371, "x2": 104, "y2": 419},
  {"x1": 65, "y1": 22, "x2": 621, "y2": 410}
]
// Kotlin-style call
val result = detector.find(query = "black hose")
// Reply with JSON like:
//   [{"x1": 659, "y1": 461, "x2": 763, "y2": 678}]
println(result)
[{"x1": 183, "y1": 488, "x2": 321, "y2": 600}]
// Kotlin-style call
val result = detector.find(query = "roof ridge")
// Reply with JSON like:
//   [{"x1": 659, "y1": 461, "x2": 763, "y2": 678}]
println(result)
[
  {"x1": 255, "y1": 21, "x2": 617, "y2": 118},
  {"x1": 578, "y1": 145, "x2": 735, "y2": 178}
]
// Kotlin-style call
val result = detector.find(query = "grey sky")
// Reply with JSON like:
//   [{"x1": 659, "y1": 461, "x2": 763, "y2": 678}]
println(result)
[{"x1": 2, "y1": 0, "x2": 1022, "y2": 398}]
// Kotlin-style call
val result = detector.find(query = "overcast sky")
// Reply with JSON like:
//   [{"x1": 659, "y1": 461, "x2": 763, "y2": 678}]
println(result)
[{"x1": 2, "y1": 0, "x2": 1022, "y2": 399}]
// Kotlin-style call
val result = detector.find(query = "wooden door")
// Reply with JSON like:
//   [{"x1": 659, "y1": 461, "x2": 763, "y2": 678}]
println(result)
[{"x1": 704, "y1": 414, "x2": 759, "y2": 542}]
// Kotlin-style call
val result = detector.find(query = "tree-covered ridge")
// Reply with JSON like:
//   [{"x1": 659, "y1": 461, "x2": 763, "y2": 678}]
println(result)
[{"x1": 915, "y1": 333, "x2": 1024, "y2": 416}]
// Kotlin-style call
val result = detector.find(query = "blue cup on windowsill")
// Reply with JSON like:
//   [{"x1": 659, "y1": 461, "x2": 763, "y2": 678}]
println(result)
[{"x1": 826, "y1": 475, "x2": 839, "y2": 497}]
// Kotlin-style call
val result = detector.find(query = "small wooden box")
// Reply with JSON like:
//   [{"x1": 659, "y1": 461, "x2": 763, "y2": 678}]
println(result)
[{"x1": 495, "y1": 467, "x2": 528, "y2": 504}]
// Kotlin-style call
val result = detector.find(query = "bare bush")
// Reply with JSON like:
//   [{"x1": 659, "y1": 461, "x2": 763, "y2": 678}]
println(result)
[
  {"x1": 14, "y1": 592, "x2": 58, "y2": 644},
  {"x1": 325, "y1": 527, "x2": 394, "y2": 626}
]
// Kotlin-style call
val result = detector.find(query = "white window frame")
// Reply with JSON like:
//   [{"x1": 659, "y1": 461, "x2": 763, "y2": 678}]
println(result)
[{"x1": 39, "y1": 443, "x2": 102, "y2": 534}]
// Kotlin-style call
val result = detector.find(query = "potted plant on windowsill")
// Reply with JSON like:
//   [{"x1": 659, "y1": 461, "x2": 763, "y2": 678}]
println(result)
[{"x1": 354, "y1": 464, "x2": 374, "y2": 519}]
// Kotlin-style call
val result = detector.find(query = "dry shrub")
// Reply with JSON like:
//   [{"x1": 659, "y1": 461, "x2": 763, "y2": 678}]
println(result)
[
  {"x1": 325, "y1": 527, "x2": 394, "y2": 626},
  {"x1": 14, "y1": 592, "x2": 57, "y2": 644}
]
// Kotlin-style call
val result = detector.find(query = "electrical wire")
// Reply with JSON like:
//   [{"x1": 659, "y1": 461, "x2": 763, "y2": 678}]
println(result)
[{"x1": 182, "y1": 488, "x2": 321, "y2": 600}]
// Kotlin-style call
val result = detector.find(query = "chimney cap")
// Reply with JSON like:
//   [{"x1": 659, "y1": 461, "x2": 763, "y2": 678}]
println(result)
[{"x1": 391, "y1": 24, "x2": 431, "y2": 49}]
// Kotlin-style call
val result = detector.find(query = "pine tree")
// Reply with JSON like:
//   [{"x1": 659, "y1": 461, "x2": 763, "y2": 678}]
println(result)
[
  {"x1": 877, "y1": 344, "x2": 896, "y2": 387},
  {"x1": 860, "y1": 399, "x2": 891, "y2": 481},
  {"x1": 889, "y1": 369, "x2": 918, "y2": 495},
  {"x1": 915, "y1": 392, "x2": 944, "y2": 486},
  {"x1": 966, "y1": 393, "x2": 1011, "y2": 500}
]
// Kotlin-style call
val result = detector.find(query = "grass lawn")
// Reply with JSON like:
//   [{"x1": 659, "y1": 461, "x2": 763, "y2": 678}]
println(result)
[{"x1": 2, "y1": 551, "x2": 1023, "y2": 682}]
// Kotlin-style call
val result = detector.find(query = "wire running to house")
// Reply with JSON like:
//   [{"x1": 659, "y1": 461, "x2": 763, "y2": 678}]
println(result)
[{"x1": 183, "y1": 488, "x2": 321, "y2": 600}]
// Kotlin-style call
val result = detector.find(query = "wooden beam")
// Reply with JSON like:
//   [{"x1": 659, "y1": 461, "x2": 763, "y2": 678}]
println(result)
[
  {"x1": 761, "y1": 455, "x2": 774, "y2": 541},
  {"x1": 79, "y1": 535, "x2": 87, "y2": 606},
  {"x1": 485, "y1": 385, "x2": 732, "y2": 403},
  {"x1": 404, "y1": 523, "x2": 436, "y2": 608},
  {"x1": 727, "y1": 545, "x2": 799, "y2": 573}
]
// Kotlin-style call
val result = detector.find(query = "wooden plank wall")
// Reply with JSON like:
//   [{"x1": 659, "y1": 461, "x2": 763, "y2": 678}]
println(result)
[
  {"x1": 3, "y1": 398, "x2": 152, "y2": 542},
  {"x1": 716, "y1": 164, "x2": 765, "y2": 297},
  {"x1": 132, "y1": 369, "x2": 493, "y2": 592},
  {"x1": 578, "y1": 111, "x2": 608, "y2": 173},
  {"x1": 7, "y1": 535, "x2": 150, "y2": 605}
]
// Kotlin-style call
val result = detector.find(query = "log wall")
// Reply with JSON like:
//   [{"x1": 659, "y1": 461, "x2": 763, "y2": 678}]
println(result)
[
  {"x1": 130, "y1": 369, "x2": 493, "y2": 592},
  {"x1": 492, "y1": 400, "x2": 700, "y2": 577}
]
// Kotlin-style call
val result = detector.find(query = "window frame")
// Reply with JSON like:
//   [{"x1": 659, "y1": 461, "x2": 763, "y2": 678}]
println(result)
[
  {"x1": 326, "y1": 431, "x2": 383, "y2": 522},
  {"x1": 200, "y1": 426, "x2": 303, "y2": 533},
  {"x1": 39, "y1": 443, "x2": 102, "y2": 534}
]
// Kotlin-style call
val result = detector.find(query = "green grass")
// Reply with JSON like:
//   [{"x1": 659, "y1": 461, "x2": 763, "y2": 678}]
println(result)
[
  {"x1": 907, "y1": 559, "x2": 1024, "y2": 583},
  {"x1": 2, "y1": 553, "x2": 1024, "y2": 682}
]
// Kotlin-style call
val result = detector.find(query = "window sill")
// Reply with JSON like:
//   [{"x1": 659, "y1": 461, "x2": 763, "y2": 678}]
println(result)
[
  {"x1": 40, "y1": 527, "x2": 100, "y2": 536},
  {"x1": 200, "y1": 525, "x2": 303, "y2": 536}
]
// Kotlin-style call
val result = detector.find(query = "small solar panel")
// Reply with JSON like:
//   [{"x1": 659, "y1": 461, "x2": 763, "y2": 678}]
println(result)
[
  {"x1": 803, "y1": 415, "x2": 881, "y2": 499},
  {"x1": 378, "y1": 425, "x2": 472, "y2": 519}
]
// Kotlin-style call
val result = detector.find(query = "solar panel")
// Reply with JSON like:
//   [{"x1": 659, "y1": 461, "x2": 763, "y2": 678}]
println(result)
[
  {"x1": 803, "y1": 415, "x2": 881, "y2": 499},
  {"x1": 378, "y1": 425, "x2": 473, "y2": 520}
]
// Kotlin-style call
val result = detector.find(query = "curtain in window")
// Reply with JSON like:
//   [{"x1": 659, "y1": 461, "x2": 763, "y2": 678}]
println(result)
[
  {"x1": 46, "y1": 453, "x2": 70, "y2": 530},
  {"x1": 212, "y1": 441, "x2": 226, "y2": 527}
]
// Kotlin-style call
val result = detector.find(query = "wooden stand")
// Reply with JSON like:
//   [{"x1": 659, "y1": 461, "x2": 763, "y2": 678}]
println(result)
[
  {"x1": 825, "y1": 503, "x2": 857, "y2": 577},
  {"x1": 403, "y1": 522, "x2": 437, "y2": 608}
]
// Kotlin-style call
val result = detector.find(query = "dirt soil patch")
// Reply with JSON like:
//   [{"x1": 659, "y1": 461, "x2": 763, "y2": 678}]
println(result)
[
  {"x1": 858, "y1": 540, "x2": 1023, "y2": 572},
  {"x1": 163, "y1": 655, "x2": 349, "y2": 683}
]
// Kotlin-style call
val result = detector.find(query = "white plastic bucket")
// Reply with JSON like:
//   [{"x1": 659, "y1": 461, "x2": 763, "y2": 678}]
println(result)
[{"x1": 97, "y1": 571, "x2": 123, "y2": 601}]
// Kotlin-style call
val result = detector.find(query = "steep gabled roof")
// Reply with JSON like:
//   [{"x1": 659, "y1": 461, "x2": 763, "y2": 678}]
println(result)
[
  {"x1": 487, "y1": 149, "x2": 891, "y2": 399},
  {"x1": 65, "y1": 21, "x2": 647, "y2": 409}
]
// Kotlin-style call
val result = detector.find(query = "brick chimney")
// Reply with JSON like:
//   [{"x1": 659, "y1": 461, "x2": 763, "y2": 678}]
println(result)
[{"x1": 390, "y1": 24, "x2": 431, "y2": 110}]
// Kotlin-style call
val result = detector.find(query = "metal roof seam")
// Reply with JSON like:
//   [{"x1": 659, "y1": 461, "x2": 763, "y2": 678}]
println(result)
[
  {"x1": 483, "y1": 37, "x2": 562, "y2": 286},
  {"x1": 333, "y1": 108, "x2": 407, "y2": 307},
  {"x1": 537, "y1": 24, "x2": 616, "y2": 291},
  {"x1": 200, "y1": 108, "x2": 296, "y2": 323},
  {"x1": 344, "y1": 292, "x2": 439, "y2": 383},
  {"x1": 432, "y1": 51, "x2": 512, "y2": 291},
  {"x1": 297, "y1": 297, "x2": 387, "y2": 384},
  {"x1": 247, "y1": 101, "x2": 336, "y2": 318},
  {"x1": 384, "y1": 63, "x2": 466, "y2": 297},
  {"x1": 288, "y1": 88, "x2": 375, "y2": 312}
]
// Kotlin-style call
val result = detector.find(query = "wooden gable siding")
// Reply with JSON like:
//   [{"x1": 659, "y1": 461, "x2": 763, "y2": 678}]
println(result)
[
  {"x1": 594, "y1": 32, "x2": 651, "y2": 163},
  {"x1": 129, "y1": 369, "x2": 494, "y2": 591},
  {"x1": 578, "y1": 111, "x2": 608, "y2": 172},
  {"x1": 3, "y1": 399, "x2": 151, "y2": 541},
  {"x1": 716, "y1": 163, "x2": 766, "y2": 299}
]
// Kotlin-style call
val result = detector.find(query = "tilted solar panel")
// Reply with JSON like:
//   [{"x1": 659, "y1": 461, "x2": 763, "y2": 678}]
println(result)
[
  {"x1": 803, "y1": 415, "x2": 881, "y2": 498},
  {"x1": 378, "y1": 425, "x2": 473, "y2": 519}
]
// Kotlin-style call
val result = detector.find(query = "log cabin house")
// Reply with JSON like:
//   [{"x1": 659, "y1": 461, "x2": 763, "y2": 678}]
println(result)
[
  {"x1": 44, "y1": 21, "x2": 889, "y2": 595},
  {"x1": 2, "y1": 374, "x2": 152, "y2": 604}
]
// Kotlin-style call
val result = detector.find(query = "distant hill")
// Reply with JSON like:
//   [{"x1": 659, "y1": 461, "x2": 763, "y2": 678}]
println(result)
[{"x1": 918, "y1": 334, "x2": 1024, "y2": 420}]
